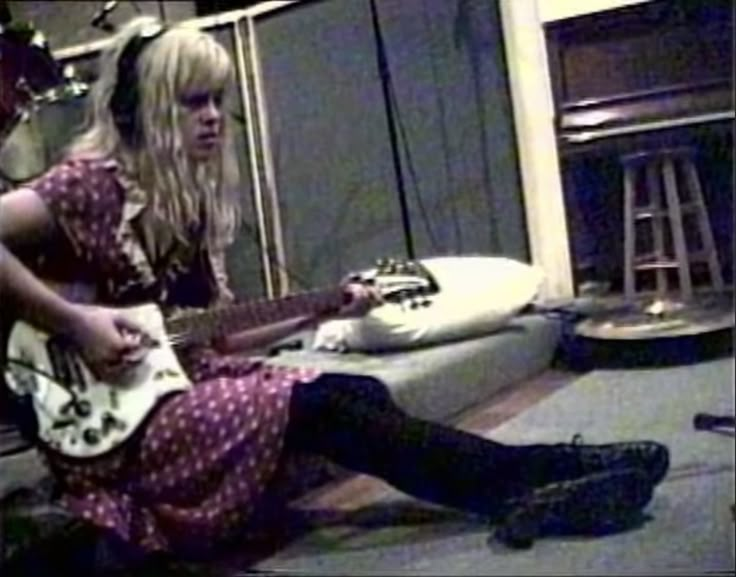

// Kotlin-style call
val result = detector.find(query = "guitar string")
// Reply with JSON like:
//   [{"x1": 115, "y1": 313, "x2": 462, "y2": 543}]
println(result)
[
  {"x1": 5, "y1": 357, "x2": 72, "y2": 388},
  {"x1": 162, "y1": 266, "x2": 436, "y2": 349},
  {"x1": 4, "y1": 269, "x2": 433, "y2": 384},
  {"x1": 4, "y1": 358, "x2": 74, "y2": 427}
]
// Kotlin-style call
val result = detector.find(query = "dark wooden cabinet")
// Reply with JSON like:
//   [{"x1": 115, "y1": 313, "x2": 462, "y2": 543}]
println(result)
[{"x1": 544, "y1": 0, "x2": 734, "y2": 293}]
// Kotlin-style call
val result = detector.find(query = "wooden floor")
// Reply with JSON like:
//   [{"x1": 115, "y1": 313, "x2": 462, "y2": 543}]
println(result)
[{"x1": 291, "y1": 368, "x2": 579, "y2": 513}]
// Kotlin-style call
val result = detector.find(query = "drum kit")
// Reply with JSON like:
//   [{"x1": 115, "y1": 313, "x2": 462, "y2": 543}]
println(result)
[{"x1": 0, "y1": 22, "x2": 88, "y2": 190}]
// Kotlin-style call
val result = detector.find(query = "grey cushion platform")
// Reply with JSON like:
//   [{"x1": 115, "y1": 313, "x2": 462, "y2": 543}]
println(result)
[
  {"x1": 267, "y1": 313, "x2": 562, "y2": 423},
  {"x1": 251, "y1": 356, "x2": 735, "y2": 576}
]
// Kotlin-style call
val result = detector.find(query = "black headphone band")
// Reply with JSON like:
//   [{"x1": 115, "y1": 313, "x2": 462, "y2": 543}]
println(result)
[{"x1": 110, "y1": 24, "x2": 167, "y2": 145}]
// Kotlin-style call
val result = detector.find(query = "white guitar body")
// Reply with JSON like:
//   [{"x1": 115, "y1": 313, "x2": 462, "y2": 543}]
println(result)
[{"x1": 4, "y1": 304, "x2": 192, "y2": 458}]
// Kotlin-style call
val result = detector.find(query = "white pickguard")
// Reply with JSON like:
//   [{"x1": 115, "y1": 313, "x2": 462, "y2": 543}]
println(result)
[{"x1": 4, "y1": 304, "x2": 192, "y2": 458}]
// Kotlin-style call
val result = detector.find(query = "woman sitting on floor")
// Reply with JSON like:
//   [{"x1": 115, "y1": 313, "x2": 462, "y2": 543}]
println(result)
[{"x1": 0, "y1": 16, "x2": 669, "y2": 574}]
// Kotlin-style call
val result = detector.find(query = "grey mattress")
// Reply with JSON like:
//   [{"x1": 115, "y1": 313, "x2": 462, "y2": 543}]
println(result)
[{"x1": 266, "y1": 313, "x2": 562, "y2": 423}]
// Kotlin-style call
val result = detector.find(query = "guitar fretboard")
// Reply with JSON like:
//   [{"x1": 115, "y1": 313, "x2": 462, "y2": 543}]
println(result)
[{"x1": 164, "y1": 287, "x2": 346, "y2": 348}]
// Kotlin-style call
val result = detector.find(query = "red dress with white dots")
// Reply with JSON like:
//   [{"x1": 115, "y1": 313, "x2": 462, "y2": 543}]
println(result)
[{"x1": 22, "y1": 157, "x2": 320, "y2": 554}]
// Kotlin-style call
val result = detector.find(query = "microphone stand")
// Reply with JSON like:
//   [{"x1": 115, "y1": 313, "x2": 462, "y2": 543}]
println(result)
[
  {"x1": 368, "y1": 0, "x2": 415, "y2": 260},
  {"x1": 91, "y1": 1, "x2": 119, "y2": 32}
]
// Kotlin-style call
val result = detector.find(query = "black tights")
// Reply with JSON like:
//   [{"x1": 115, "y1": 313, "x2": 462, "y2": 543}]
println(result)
[{"x1": 285, "y1": 374, "x2": 571, "y2": 520}]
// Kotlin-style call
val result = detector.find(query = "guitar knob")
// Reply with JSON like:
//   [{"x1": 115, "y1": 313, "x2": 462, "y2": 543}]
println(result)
[
  {"x1": 74, "y1": 400, "x2": 92, "y2": 418},
  {"x1": 102, "y1": 412, "x2": 126, "y2": 433},
  {"x1": 102, "y1": 412, "x2": 116, "y2": 433},
  {"x1": 83, "y1": 428, "x2": 101, "y2": 446}
]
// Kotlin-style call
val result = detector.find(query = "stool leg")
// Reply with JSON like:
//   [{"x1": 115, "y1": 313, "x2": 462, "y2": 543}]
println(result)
[
  {"x1": 683, "y1": 159, "x2": 724, "y2": 292},
  {"x1": 646, "y1": 162, "x2": 668, "y2": 297},
  {"x1": 623, "y1": 165, "x2": 637, "y2": 301},
  {"x1": 662, "y1": 157, "x2": 693, "y2": 301}
]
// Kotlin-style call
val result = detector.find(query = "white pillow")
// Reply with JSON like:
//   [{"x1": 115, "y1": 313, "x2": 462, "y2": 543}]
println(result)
[{"x1": 313, "y1": 255, "x2": 544, "y2": 352}]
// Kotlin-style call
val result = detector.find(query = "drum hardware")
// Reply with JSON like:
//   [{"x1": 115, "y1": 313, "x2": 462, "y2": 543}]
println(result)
[
  {"x1": 693, "y1": 413, "x2": 735, "y2": 433},
  {"x1": 575, "y1": 292, "x2": 734, "y2": 339},
  {"x1": 61, "y1": 64, "x2": 90, "y2": 98},
  {"x1": 0, "y1": 20, "x2": 49, "y2": 50},
  {"x1": 91, "y1": 1, "x2": 121, "y2": 33},
  {"x1": 643, "y1": 298, "x2": 686, "y2": 318},
  {"x1": 1, "y1": 23, "x2": 89, "y2": 186},
  {"x1": 15, "y1": 71, "x2": 88, "y2": 109}
]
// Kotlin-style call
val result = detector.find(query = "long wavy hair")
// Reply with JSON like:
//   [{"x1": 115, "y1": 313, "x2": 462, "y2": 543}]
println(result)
[{"x1": 68, "y1": 16, "x2": 241, "y2": 253}]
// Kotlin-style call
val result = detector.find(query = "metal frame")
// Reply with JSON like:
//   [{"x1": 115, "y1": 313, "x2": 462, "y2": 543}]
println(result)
[
  {"x1": 233, "y1": 17, "x2": 275, "y2": 297},
  {"x1": 52, "y1": 2, "x2": 297, "y2": 60},
  {"x1": 243, "y1": 14, "x2": 291, "y2": 295}
]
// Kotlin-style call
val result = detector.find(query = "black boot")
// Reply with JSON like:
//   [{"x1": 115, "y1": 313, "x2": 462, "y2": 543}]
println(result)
[
  {"x1": 523, "y1": 435, "x2": 669, "y2": 488},
  {"x1": 562, "y1": 435, "x2": 669, "y2": 484},
  {"x1": 495, "y1": 467, "x2": 654, "y2": 549}
]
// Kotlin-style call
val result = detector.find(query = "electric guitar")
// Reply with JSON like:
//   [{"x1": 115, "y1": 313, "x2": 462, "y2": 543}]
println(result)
[{"x1": 4, "y1": 259, "x2": 437, "y2": 459}]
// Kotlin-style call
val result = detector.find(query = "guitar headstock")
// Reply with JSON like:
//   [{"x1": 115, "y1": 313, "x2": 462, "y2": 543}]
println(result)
[{"x1": 348, "y1": 258, "x2": 439, "y2": 305}]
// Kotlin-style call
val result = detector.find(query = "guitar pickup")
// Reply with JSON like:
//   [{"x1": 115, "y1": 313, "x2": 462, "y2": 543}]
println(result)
[{"x1": 153, "y1": 368, "x2": 182, "y2": 381}]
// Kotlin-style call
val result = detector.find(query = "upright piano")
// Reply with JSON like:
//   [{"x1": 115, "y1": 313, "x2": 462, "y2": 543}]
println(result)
[{"x1": 544, "y1": 0, "x2": 734, "y2": 293}]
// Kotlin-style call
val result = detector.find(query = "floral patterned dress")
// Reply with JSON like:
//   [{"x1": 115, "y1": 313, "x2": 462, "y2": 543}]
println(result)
[{"x1": 17, "y1": 156, "x2": 320, "y2": 555}]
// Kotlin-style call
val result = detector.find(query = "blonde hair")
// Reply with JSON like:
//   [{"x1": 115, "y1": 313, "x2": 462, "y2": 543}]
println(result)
[{"x1": 69, "y1": 16, "x2": 241, "y2": 252}]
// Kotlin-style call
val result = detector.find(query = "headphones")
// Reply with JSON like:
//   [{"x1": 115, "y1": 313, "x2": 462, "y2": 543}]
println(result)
[{"x1": 110, "y1": 23, "x2": 167, "y2": 146}]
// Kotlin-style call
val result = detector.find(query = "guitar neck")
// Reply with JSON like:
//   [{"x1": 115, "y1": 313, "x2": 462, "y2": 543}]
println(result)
[{"x1": 164, "y1": 287, "x2": 346, "y2": 348}]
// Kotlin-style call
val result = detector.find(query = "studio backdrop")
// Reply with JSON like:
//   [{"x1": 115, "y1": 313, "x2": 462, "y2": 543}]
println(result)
[{"x1": 47, "y1": 0, "x2": 529, "y2": 299}]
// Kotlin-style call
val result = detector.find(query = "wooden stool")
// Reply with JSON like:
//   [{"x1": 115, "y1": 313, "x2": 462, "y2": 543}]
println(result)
[{"x1": 621, "y1": 147, "x2": 724, "y2": 302}]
